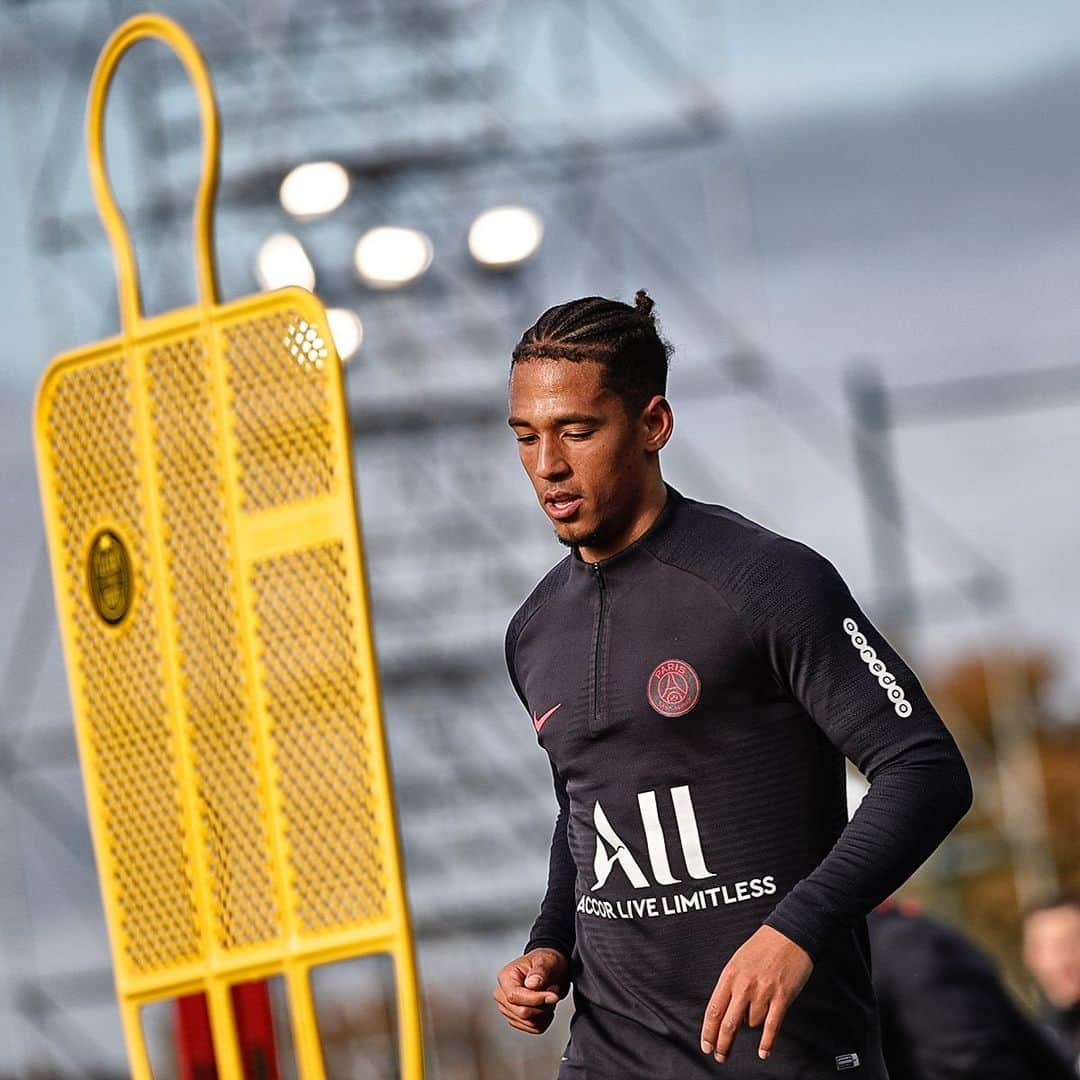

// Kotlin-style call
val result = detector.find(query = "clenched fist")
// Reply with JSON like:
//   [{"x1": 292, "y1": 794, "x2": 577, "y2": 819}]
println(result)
[{"x1": 493, "y1": 947, "x2": 571, "y2": 1034}]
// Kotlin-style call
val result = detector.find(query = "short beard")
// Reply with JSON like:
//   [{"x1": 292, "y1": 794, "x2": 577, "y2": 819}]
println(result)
[
  {"x1": 554, "y1": 520, "x2": 612, "y2": 552},
  {"x1": 552, "y1": 491, "x2": 634, "y2": 554}
]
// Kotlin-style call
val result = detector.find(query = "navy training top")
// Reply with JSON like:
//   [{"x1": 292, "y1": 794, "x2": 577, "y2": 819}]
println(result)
[{"x1": 504, "y1": 480, "x2": 973, "y2": 1079}]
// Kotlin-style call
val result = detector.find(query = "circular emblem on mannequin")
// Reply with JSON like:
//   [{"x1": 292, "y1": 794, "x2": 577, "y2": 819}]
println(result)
[
  {"x1": 87, "y1": 530, "x2": 133, "y2": 625},
  {"x1": 647, "y1": 658, "x2": 701, "y2": 717}
]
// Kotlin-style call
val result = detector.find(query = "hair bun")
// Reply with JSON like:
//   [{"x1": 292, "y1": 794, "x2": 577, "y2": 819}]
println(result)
[{"x1": 634, "y1": 289, "x2": 655, "y2": 320}]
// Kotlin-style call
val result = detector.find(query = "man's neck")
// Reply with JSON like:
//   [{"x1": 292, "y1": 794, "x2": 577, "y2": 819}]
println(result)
[{"x1": 576, "y1": 477, "x2": 669, "y2": 564}]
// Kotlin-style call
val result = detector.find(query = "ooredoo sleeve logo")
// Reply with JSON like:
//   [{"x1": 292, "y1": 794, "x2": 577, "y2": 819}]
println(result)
[{"x1": 843, "y1": 616, "x2": 911, "y2": 718}]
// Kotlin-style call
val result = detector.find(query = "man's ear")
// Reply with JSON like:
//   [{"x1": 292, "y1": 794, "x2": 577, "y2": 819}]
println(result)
[{"x1": 641, "y1": 395, "x2": 673, "y2": 451}]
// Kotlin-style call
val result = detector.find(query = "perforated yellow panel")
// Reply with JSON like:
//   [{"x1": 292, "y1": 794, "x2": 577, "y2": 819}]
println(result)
[
  {"x1": 251, "y1": 542, "x2": 390, "y2": 935},
  {"x1": 33, "y1": 14, "x2": 423, "y2": 1080}
]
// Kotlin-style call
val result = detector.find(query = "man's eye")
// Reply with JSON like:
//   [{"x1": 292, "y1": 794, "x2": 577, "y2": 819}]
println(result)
[
  {"x1": 565, "y1": 431, "x2": 593, "y2": 440},
  {"x1": 516, "y1": 435, "x2": 538, "y2": 444}
]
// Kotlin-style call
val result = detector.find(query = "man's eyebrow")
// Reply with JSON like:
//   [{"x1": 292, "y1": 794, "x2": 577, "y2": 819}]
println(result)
[{"x1": 507, "y1": 412, "x2": 601, "y2": 428}]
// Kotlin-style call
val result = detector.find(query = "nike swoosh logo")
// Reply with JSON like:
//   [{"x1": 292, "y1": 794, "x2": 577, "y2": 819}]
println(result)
[{"x1": 532, "y1": 703, "x2": 562, "y2": 732}]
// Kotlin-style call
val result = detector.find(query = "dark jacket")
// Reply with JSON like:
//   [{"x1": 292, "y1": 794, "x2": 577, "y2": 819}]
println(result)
[
  {"x1": 1037, "y1": 998, "x2": 1080, "y2": 1073},
  {"x1": 868, "y1": 899, "x2": 1078, "y2": 1079},
  {"x1": 506, "y1": 481, "x2": 973, "y2": 1078}
]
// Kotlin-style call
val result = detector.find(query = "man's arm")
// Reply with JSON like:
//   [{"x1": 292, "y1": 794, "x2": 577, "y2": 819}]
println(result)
[
  {"x1": 523, "y1": 757, "x2": 577, "y2": 960},
  {"x1": 504, "y1": 618, "x2": 576, "y2": 961},
  {"x1": 734, "y1": 536, "x2": 974, "y2": 961}
]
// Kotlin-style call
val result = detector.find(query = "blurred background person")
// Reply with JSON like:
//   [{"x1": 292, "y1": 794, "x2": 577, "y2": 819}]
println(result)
[
  {"x1": 868, "y1": 895, "x2": 1078, "y2": 1079},
  {"x1": 1022, "y1": 892, "x2": 1080, "y2": 1071}
]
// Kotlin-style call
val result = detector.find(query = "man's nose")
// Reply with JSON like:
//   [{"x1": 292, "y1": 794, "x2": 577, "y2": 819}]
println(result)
[{"x1": 536, "y1": 436, "x2": 568, "y2": 478}]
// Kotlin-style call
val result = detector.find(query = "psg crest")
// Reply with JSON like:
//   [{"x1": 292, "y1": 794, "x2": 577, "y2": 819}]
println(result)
[{"x1": 647, "y1": 658, "x2": 700, "y2": 717}]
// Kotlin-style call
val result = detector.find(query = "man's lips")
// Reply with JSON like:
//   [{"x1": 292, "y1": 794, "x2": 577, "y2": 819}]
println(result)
[{"x1": 544, "y1": 493, "x2": 583, "y2": 520}]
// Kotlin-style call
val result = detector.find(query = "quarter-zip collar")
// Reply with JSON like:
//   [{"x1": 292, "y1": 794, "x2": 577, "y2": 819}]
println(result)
[{"x1": 569, "y1": 480, "x2": 684, "y2": 585}]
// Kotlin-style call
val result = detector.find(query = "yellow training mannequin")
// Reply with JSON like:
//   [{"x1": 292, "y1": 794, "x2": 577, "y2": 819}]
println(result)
[{"x1": 33, "y1": 13, "x2": 424, "y2": 1078}]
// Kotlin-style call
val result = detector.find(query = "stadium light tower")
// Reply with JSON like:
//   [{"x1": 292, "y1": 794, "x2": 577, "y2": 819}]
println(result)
[
  {"x1": 279, "y1": 160, "x2": 350, "y2": 218},
  {"x1": 255, "y1": 232, "x2": 316, "y2": 291},
  {"x1": 468, "y1": 205, "x2": 544, "y2": 270},
  {"x1": 353, "y1": 226, "x2": 433, "y2": 289}
]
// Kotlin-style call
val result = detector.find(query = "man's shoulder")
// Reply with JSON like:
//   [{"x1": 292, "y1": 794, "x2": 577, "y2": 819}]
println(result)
[
  {"x1": 654, "y1": 493, "x2": 835, "y2": 594},
  {"x1": 504, "y1": 554, "x2": 573, "y2": 653},
  {"x1": 868, "y1": 908, "x2": 997, "y2": 988}
]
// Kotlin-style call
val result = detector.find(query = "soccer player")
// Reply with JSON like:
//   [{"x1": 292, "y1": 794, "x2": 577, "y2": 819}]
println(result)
[{"x1": 493, "y1": 291, "x2": 973, "y2": 1078}]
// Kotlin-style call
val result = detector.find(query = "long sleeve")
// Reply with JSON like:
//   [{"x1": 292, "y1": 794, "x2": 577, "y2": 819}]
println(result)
[
  {"x1": 505, "y1": 615, "x2": 577, "y2": 960},
  {"x1": 523, "y1": 757, "x2": 577, "y2": 960},
  {"x1": 729, "y1": 536, "x2": 974, "y2": 962}
]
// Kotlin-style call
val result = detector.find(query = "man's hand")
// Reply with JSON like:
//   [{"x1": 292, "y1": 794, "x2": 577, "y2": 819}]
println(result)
[
  {"x1": 493, "y1": 947, "x2": 571, "y2": 1034},
  {"x1": 700, "y1": 924, "x2": 813, "y2": 1064}
]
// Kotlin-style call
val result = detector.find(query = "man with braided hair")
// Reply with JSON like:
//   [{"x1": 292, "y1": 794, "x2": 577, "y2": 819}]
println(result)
[{"x1": 492, "y1": 290, "x2": 973, "y2": 1078}]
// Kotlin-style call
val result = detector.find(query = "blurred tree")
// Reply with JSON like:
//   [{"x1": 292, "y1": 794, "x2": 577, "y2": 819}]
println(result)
[{"x1": 919, "y1": 648, "x2": 1080, "y2": 1005}]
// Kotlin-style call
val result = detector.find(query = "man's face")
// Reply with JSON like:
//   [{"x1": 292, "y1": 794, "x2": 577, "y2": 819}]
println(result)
[
  {"x1": 1023, "y1": 905, "x2": 1080, "y2": 1008},
  {"x1": 507, "y1": 357, "x2": 657, "y2": 556}
]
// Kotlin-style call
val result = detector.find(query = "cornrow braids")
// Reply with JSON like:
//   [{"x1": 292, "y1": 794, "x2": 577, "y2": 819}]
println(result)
[{"x1": 511, "y1": 289, "x2": 674, "y2": 417}]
